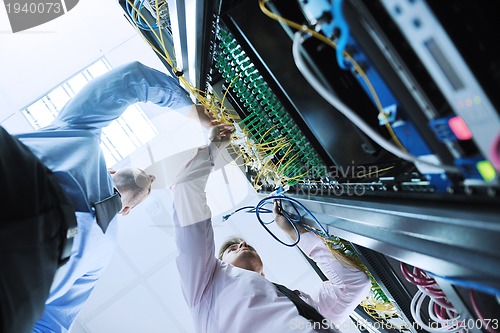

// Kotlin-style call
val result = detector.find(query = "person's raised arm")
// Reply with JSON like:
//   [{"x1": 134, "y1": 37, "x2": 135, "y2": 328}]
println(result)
[
  {"x1": 32, "y1": 269, "x2": 103, "y2": 333},
  {"x1": 274, "y1": 203, "x2": 371, "y2": 326},
  {"x1": 170, "y1": 124, "x2": 234, "y2": 307},
  {"x1": 48, "y1": 61, "x2": 213, "y2": 132}
]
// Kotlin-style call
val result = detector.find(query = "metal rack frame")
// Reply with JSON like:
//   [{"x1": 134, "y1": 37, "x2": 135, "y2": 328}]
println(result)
[{"x1": 285, "y1": 193, "x2": 500, "y2": 292}]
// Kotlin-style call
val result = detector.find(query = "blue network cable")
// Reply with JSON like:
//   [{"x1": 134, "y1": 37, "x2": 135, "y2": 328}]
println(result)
[
  {"x1": 427, "y1": 272, "x2": 500, "y2": 297},
  {"x1": 333, "y1": 0, "x2": 350, "y2": 70},
  {"x1": 126, "y1": 0, "x2": 159, "y2": 31},
  {"x1": 223, "y1": 191, "x2": 331, "y2": 247}
]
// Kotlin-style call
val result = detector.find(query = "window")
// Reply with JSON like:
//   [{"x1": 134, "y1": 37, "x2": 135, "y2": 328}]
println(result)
[{"x1": 22, "y1": 58, "x2": 159, "y2": 166}]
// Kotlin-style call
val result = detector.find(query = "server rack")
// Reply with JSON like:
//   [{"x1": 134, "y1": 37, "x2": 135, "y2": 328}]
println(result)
[{"x1": 120, "y1": 0, "x2": 500, "y2": 331}]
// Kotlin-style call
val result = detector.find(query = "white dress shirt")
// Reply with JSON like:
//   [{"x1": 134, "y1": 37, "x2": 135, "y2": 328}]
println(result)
[{"x1": 171, "y1": 145, "x2": 371, "y2": 333}]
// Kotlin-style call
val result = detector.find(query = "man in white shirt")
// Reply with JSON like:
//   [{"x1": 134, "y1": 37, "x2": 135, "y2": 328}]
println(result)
[{"x1": 171, "y1": 126, "x2": 371, "y2": 332}]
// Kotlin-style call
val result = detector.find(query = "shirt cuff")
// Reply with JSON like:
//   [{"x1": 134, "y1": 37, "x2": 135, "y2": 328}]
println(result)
[{"x1": 297, "y1": 231, "x2": 324, "y2": 257}]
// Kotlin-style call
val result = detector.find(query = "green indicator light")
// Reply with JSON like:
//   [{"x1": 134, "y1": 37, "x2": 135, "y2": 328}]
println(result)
[{"x1": 476, "y1": 160, "x2": 496, "y2": 182}]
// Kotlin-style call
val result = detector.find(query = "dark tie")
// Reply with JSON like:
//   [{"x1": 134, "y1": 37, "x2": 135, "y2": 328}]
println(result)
[
  {"x1": 273, "y1": 282, "x2": 326, "y2": 324},
  {"x1": 93, "y1": 189, "x2": 122, "y2": 233}
]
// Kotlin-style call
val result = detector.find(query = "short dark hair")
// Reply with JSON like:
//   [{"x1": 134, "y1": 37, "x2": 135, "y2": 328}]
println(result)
[
  {"x1": 113, "y1": 168, "x2": 151, "y2": 205},
  {"x1": 218, "y1": 236, "x2": 246, "y2": 260}
]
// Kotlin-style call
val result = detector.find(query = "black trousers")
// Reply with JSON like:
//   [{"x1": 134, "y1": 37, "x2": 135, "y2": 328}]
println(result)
[{"x1": 0, "y1": 126, "x2": 68, "y2": 333}]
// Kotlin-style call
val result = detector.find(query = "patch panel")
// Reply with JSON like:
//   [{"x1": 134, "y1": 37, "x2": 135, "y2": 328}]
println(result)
[{"x1": 214, "y1": 28, "x2": 328, "y2": 188}]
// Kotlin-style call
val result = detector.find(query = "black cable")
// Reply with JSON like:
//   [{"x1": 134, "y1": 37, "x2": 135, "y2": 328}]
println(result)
[{"x1": 223, "y1": 193, "x2": 331, "y2": 247}]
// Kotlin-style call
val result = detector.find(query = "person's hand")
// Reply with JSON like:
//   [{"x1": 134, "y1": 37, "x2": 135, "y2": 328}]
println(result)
[
  {"x1": 273, "y1": 200, "x2": 306, "y2": 241},
  {"x1": 195, "y1": 104, "x2": 220, "y2": 129},
  {"x1": 208, "y1": 123, "x2": 234, "y2": 149}
]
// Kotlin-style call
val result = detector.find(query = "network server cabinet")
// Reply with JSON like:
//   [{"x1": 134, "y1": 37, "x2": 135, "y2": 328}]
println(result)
[{"x1": 120, "y1": 0, "x2": 500, "y2": 331}]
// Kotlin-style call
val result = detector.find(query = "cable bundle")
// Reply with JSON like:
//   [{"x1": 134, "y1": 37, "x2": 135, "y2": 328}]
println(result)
[
  {"x1": 259, "y1": 0, "x2": 460, "y2": 174},
  {"x1": 125, "y1": 1, "x2": 327, "y2": 190},
  {"x1": 401, "y1": 263, "x2": 464, "y2": 333},
  {"x1": 360, "y1": 293, "x2": 409, "y2": 331},
  {"x1": 215, "y1": 29, "x2": 327, "y2": 190},
  {"x1": 225, "y1": 192, "x2": 368, "y2": 270},
  {"x1": 126, "y1": 0, "x2": 162, "y2": 30}
]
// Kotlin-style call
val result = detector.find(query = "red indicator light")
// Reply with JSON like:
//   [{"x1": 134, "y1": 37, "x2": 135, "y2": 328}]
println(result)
[{"x1": 448, "y1": 116, "x2": 472, "y2": 140}]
